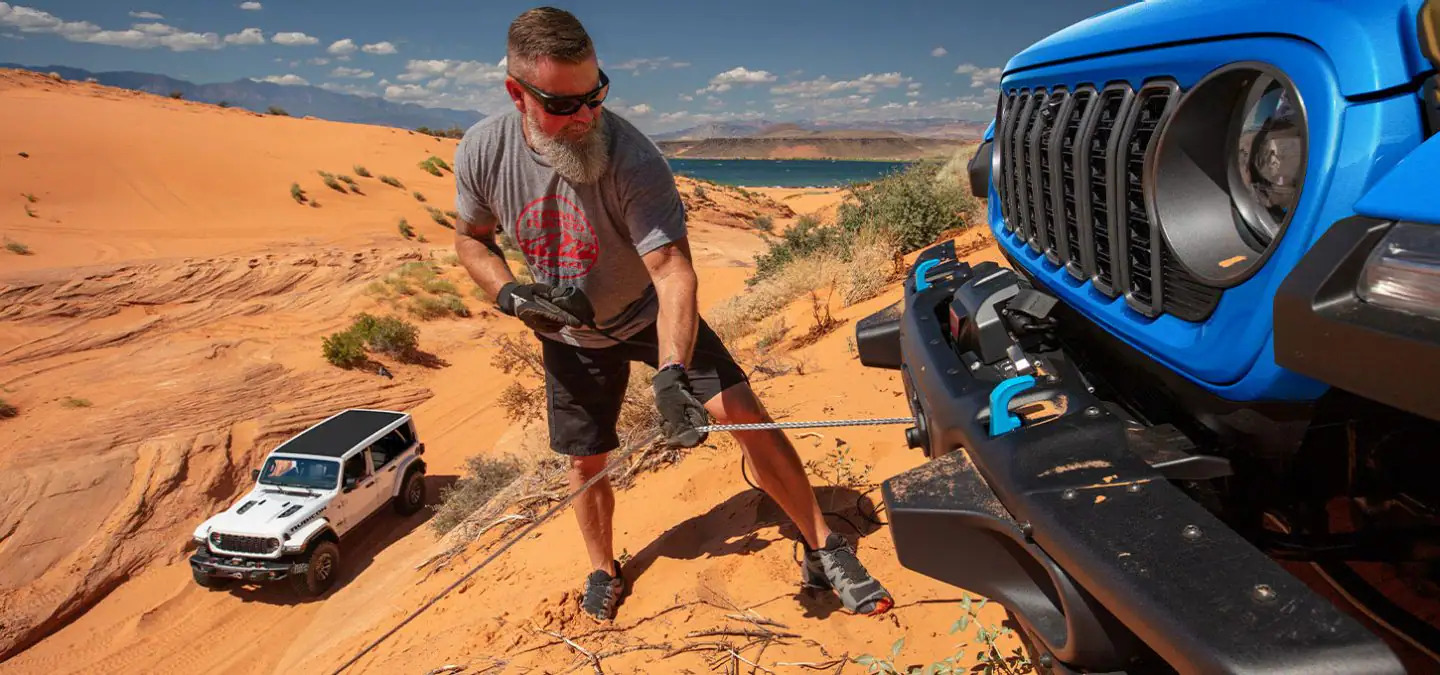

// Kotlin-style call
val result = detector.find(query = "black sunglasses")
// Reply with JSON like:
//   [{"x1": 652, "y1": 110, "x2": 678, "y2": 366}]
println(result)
[{"x1": 509, "y1": 68, "x2": 610, "y2": 116}]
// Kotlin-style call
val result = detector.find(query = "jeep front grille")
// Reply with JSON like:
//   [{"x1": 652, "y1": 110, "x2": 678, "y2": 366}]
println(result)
[
  {"x1": 212, "y1": 533, "x2": 279, "y2": 555},
  {"x1": 997, "y1": 80, "x2": 1222, "y2": 321}
]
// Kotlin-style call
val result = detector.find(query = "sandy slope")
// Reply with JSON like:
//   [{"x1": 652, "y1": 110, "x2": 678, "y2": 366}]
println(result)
[{"x1": 0, "y1": 70, "x2": 1014, "y2": 674}]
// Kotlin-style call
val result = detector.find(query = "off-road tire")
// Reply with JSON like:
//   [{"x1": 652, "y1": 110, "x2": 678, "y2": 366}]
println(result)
[
  {"x1": 192, "y1": 567, "x2": 231, "y2": 590},
  {"x1": 290, "y1": 540, "x2": 340, "y2": 598},
  {"x1": 394, "y1": 467, "x2": 426, "y2": 516}
]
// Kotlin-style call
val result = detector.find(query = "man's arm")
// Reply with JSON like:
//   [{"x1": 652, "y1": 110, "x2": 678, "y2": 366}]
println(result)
[
  {"x1": 454, "y1": 215, "x2": 516, "y2": 302},
  {"x1": 643, "y1": 238, "x2": 699, "y2": 368}
]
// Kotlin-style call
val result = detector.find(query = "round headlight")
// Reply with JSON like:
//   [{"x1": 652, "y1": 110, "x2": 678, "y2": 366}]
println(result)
[{"x1": 1152, "y1": 63, "x2": 1307, "y2": 287}]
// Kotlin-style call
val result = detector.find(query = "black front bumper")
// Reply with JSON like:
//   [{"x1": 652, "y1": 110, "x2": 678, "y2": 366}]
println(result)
[
  {"x1": 190, "y1": 549, "x2": 299, "y2": 582},
  {"x1": 863, "y1": 241, "x2": 1404, "y2": 674}
]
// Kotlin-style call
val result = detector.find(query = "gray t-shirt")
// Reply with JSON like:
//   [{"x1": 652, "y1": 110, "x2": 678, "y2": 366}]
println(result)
[{"x1": 453, "y1": 109, "x2": 686, "y2": 348}]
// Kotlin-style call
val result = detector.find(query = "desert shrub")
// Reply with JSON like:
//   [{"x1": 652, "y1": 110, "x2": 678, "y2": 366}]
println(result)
[
  {"x1": 324, "y1": 175, "x2": 345, "y2": 193},
  {"x1": 445, "y1": 209, "x2": 459, "y2": 219},
  {"x1": 290, "y1": 183, "x2": 306, "y2": 204},
  {"x1": 354, "y1": 165, "x2": 372, "y2": 177},
  {"x1": 408, "y1": 295, "x2": 451, "y2": 320},
  {"x1": 491, "y1": 333, "x2": 544, "y2": 377},
  {"x1": 426, "y1": 206, "x2": 452, "y2": 228},
  {"x1": 169, "y1": 90, "x2": 183, "y2": 99},
  {"x1": 497, "y1": 381, "x2": 545, "y2": 422},
  {"x1": 440, "y1": 253, "x2": 460, "y2": 266},
  {"x1": 380, "y1": 175, "x2": 404, "y2": 188},
  {"x1": 0, "y1": 398, "x2": 16, "y2": 418},
  {"x1": 418, "y1": 158, "x2": 444, "y2": 177},
  {"x1": 418, "y1": 234, "x2": 429, "y2": 243},
  {"x1": 339, "y1": 175, "x2": 357, "y2": 186},
  {"x1": 398, "y1": 219, "x2": 415, "y2": 239},
  {"x1": 6, "y1": 241, "x2": 31, "y2": 255},
  {"x1": 351, "y1": 312, "x2": 421, "y2": 358},
  {"x1": 834, "y1": 158, "x2": 979, "y2": 252},
  {"x1": 754, "y1": 317, "x2": 789, "y2": 353},
  {"x1": 841, "y1": 235, "x2": 901, "y2": 306},
  {"x1": 24, "y1": 205, "x2": 36, "y2": 218},
  {"x1": 22, "y1": 193, "x2": 37, "y2": 203},
  {"x1": 322, "y1": 329, "x2": 367, "y2": 368},
  {"x1": 62, "y1": 397, "x2": 92, "y2": 408},
  {"x1": 749, "y1": 215, "x2": 846, "y2": 286},
  {"x1": 430, "y1": 454, "x2": 525, "y2": 534},
  {"x1": 413, "y1": 190, "x2": 427, "y2": 202},
  {"x1": 441, "y1": 295, "x2": 469, "y2": 317},
  {"x1": 386, "y1": 277, "x2": 417, "y2": 295},
  {"x1": 218, "y1": 101, "x2": 231, "y2": 108},
  {"x1": 692, "y1": 184, "x2": 706, "y2": 199},
  {"x1": 422, "y1": 277, "x2": 459, "y2": 296},
  {"x1": 752, "y1": 215, "x2": 773, "y2": 232},
  {"x1": 267, "y1": 105, "x2": 289, "y2": 116}
]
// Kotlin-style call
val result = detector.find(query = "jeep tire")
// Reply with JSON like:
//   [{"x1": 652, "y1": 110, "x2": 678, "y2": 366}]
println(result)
[
  {"x1": 290, "y1": 540, "x2": 340, "y2": 598},
  {"x1": 192, "y1": 566, "x2": 232, "y2": 590},
  {"x1": 394, "y1": 466, "x2": 426, "y2": 516}
]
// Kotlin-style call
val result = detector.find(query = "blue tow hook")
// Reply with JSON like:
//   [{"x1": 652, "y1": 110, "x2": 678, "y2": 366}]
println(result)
[
  {"x1": 989, "y1": 375, "x2": 1037, "y2": 437},
  {"x1": 913, "y1": 259, "x2": 941, "y2": 291}
]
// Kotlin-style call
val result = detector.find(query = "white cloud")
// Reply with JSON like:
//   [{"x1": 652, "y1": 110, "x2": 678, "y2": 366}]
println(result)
[
  {"x1": 239, "y1": 1, "x2": 262, "y2": 9},
  {"x1": 327, "y1": 38, "x2": 356, "y2": 55},
  {"x1": 908, "y1": 82, "x2": 922, "y2": 90},
  {"x1": 697, "y1": 66, "x2": 775, "y2": 94},
  {"x1": 223, "y1": 27, "x2": 264, "y2": 45},
  {"x1": 954, "y1": 63, "x2": 1002, "y2": 88},
  {"x1": 770, "y1": 72, "x2": 911, "y2": 98},
  {"x1": 1, "y1": 32, "x2": 20, "y2": 39},
  {"x1": 361, "y1": 40, "x2": 397, "y2": 55},
  {"x1": 271, "y1": 31, "x2": 318, "y2": 46},
  {"x1": 397, "y1": 58, "x2": 505, "y2": 85},
  {"x1": 129, "y1": 11, "x2": 162, "y2": 19},
  {"x1": 678, "y1": 94, "x2": 693, "y2": 102},
  {"x1": 319, "y1": 82, "x2": 377, "y2": 97},
  {"x1": 383, "y1": 83, "x2": 431, "y2": 102},
  {"x1": 255, "y1": 74, "x2": 309, "y2": 86},
  {"x1": 331, "y1": 66, "x2": 374, "y2": 79},
  {"x1": 623, "y1": 103, "x2": 652, "y2": 116},
  {"x1": 907, "y1": 90, "x2": 921, "y2": 98},
  {"x1": 931, "y1": 46, "x2": 947, "y2": 57},
  {"x1": 0, "y1": 4, "x2": 229, "y2": 51},
  {"x1": 609, "y1": 56, "x2": 690, "y2": 73},
  {"x1": 307, "y1": 57, "x2": 329, "y2": 65}
]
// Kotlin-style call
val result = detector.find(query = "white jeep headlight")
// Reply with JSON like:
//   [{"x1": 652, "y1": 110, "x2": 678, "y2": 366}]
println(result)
[{"x1": 1358, "y1": 223, "x2": 1440, "y2": 319}]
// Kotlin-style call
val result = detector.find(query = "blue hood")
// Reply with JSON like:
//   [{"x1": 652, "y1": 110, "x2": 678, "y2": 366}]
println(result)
[{"x1": 1007, "y1": 0, "x2": 1433, "y2": 97}]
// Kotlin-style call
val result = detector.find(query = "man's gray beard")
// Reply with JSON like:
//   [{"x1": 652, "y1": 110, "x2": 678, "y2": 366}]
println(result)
[{"x1": 525, "y1": 112, "x2": 611, "y2": 184}]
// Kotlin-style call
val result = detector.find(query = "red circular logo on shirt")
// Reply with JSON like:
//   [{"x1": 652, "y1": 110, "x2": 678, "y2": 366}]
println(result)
[{"x1": 515, "y1": 195, "x2": 599, "y2": 280}]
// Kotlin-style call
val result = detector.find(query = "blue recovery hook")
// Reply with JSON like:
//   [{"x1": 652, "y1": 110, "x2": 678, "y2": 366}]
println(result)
[
  {"x1": 913, "y1": 259, "x2": 941, "y2": 291},
  {"x1": 989, "y1": 375, "x2": 1037, "y2": 437}
]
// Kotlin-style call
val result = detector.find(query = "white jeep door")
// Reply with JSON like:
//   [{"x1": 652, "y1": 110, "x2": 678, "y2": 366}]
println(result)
[{"x1": 333, "y1": 454, "x2": 383, "y2": 534}]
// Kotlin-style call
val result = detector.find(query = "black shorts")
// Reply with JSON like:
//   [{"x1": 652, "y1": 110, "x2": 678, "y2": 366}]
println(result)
[{"x1": 539, "y1": 318, "x2": 749, "y2": 456}]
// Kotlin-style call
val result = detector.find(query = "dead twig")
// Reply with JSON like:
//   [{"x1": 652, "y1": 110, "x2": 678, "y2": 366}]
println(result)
[
  {"x1": 537, "y1": 629, "x2": 602, "y2": 675},
  {"x1": 686, "y1": 629, "x2": 799, "y2": 640},
  {"x1": 774, "y1": 659, "x2": 848, "y2": 670},
  {"x1": 724, "y1": 613, "x2": 789, "y2": 629}
]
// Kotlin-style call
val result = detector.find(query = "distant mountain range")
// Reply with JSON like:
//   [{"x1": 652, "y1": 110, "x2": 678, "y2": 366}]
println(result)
[
  {"x1": 651, "y1": 118, "x2": 988, "y2": 141},
  {"x1": 2, "y1": 63, "x2": 483, "y2": 132}
]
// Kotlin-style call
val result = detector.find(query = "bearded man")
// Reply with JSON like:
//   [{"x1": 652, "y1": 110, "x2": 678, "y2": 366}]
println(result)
[{"x1": 451, "y1": 6, "x2": 893, "y2": 622}]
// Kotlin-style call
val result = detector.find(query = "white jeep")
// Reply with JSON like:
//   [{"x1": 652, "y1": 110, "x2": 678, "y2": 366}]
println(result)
[{"x1": 189, "y1": 408, "x2": 427, "y2": 597}]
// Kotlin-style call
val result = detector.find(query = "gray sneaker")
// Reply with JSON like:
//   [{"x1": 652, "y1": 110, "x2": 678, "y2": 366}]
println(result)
[
  {"x1": 581, "y1": 560, "x2": 625, "y2": 621},
  {"x1": 801, "y1": 533, "x2": 894, "y2": 615}
]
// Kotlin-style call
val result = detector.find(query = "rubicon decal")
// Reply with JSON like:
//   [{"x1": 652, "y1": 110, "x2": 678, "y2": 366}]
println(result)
[{"x1": 515, "y1": 194, "x2": 599, "y2": 280}]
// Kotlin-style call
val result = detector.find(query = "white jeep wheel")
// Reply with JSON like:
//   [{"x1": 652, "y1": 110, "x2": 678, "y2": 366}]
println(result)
[
  {"x1": 290, "y1": 540, "x2": 340, "y2": 598},
  {"x1": 394, "y1": 467, "x2": 426, "y2": 516}
]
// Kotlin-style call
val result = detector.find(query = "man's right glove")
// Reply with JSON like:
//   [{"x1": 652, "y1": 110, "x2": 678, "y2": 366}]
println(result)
[
  {"x1": 496, "y1": 282, "x2": 585, "y2": 333},
  {"x1": 652, "y1": 365, "x2": 710, "y2": 448}
]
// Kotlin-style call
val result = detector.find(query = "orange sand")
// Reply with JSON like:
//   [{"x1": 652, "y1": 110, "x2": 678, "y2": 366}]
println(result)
[{"x1": 0, "y1": 69, "x2": 1015, "y2": 675}]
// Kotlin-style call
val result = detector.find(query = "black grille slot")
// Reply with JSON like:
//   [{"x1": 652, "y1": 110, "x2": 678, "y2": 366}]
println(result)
[
  {"x1": 1059, "y1": 88, "x2": 1093, "y2": 274},
  {"x1": 1000, "y1": 93, "x2": 1024, "y2": 233},
  {"x1": 1087, "y1": 87, "x2": 1129, "y2": 294},
  {"x1": 996, "y1": 94, "x2": 1015, "y2": 228},
  {"x1": 1011, "y1": 93, "x2": 1039, "y2": 241},
  {"x1": 1034, "y1": 90, "x2": 1067, "y2": 259},
  {"x1": 1121, "y1": 88, "x2": 1171, "y2": 312},
  {"x1": 215, "y1": 533, "x2": 278, "y2": 555},
  {"x1": 1161, "y1": 249, "x2": 1222, "y2": 320}
]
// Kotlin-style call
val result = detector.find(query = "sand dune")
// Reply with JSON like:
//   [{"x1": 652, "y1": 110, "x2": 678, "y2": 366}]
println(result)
[{"x1": 0, "y1": 69, "x2": 1012, "y2": 674}]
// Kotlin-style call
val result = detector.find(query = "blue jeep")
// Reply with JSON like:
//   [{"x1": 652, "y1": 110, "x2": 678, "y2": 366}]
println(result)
[{"x1": 858, "y1": 1, "x2": 1440, "y2": 672}]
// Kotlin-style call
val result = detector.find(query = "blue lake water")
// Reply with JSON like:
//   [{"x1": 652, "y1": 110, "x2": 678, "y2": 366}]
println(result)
[{"x1": 666, "y1": 158, "x2": 914, "y2": 188}]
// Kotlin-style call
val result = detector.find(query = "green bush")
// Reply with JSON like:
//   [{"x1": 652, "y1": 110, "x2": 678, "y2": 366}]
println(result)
[
  {"x1": 354, "y1": 165, "x2": 372, "y2": 178},
  {"x1": 422, "y1": 277, "x2": 459, "y2": 296},
  {"x1": 290, "y1": 183, "x2": 306, "y2": 204},
  {"x1": 62, "y1": 397, "x2": 91, "y2": 408},
  {"x1": 752, "y1": 215, "x2": 773, "y2": 232},
  {"x1": 324, "y1": 175, "x2": 346, "y2": 193},
  {"x1": 6, "y1": 241, "x2": 31, "y2": 255},
  {"x1": 0, "y1": 398, "x2": 16, "y2": 418},
  {"x1": 398, "y1": 219, "x2": 415, "y2": 239},
  {"x1": 322, "y1": 330, "x2": 367, "y2": 368},
  {"x1": 430, "y1": 455, "x2": 524, "y2": 534},
  {"x1": 749, "y1": 215, "x2": 846, "y2": 286},
  {"x1": 380, "y1": 175, "x2": 404, "y2": 189},
  {"x1": 408, "y1": 295, "x2": 451, "y2": 320},
  {"x1": 426, "y1": 206, "x2": 452, "y2": 228},
  {"x1": 413, "y1": 190, "x2": 427, "y2": 202},
  {"x1": 418, "y1": 157, "x2": 444, "y2": 177},
  {"x1": 267, "y1": 105, "x2": 289, "y2": 116},
  {"x1": 351, "y1": 313, "x2": 420, "y2": 357},
  {"x1": 169, "y1": 91, "x2": 183, "y2": 99},
  {"x1": 339, "y1": 175, "x2": 357, "y2": 186}
]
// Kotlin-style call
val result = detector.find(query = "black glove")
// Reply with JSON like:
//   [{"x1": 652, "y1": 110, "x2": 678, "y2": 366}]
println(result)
[
  {"x1": 652, "y1": 366, "x2": 710, "y2": 448},
  {"x1": 496, "y1": 282, "x2": 584, "y2": 333}
]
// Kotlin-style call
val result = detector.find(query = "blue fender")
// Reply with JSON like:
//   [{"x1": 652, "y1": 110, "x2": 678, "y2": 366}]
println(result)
[{"x1": 1355, "y1": 132, "x2": 1440, "y2": 224}]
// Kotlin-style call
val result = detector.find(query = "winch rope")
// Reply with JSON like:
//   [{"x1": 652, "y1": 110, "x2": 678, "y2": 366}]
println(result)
[{"x1": 331, "y1": 414, "x2": 912, "y2": 674}]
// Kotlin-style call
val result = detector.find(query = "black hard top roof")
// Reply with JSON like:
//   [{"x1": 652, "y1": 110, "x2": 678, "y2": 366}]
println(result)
[{"x1": 272, "y1": 409, "x2": 407, "y2": 458}]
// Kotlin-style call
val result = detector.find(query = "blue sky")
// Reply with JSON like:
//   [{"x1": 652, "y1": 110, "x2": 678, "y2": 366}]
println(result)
[{"x1": 0, "y1": 0, "x2": 1130, "y2": 132}]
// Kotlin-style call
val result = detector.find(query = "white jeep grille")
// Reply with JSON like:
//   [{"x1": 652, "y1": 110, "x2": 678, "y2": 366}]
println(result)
[{"x1": 211, "y1": 533, "x2": 280, "y2": 555}]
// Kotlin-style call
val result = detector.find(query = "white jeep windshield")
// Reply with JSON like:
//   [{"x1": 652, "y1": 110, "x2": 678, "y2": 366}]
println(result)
[{"x1": 259, "y1": 456, "x2": 339, "y2": 490}]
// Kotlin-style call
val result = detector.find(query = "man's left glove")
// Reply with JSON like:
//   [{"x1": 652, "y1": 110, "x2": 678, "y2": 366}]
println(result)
[
  {"x1": 653, "y1": 365, "x2": 709, "y2": 448},
  {"x1": 496, "y1": 282, "x2": 585, "y2": 333}
]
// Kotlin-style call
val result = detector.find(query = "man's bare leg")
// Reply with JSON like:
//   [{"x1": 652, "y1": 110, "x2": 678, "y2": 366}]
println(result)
[
  {"x1": 702, "y1": 382, "x2": 832, "y2": 549},
  {"x1": 570, "y1": 453, "x2": 617, "y2": 575}
]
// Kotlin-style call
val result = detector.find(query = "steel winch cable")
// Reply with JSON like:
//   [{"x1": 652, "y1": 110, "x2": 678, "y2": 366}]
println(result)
[{"x1": 332, "y1": 414, "x2": 913, "y2": 674}]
